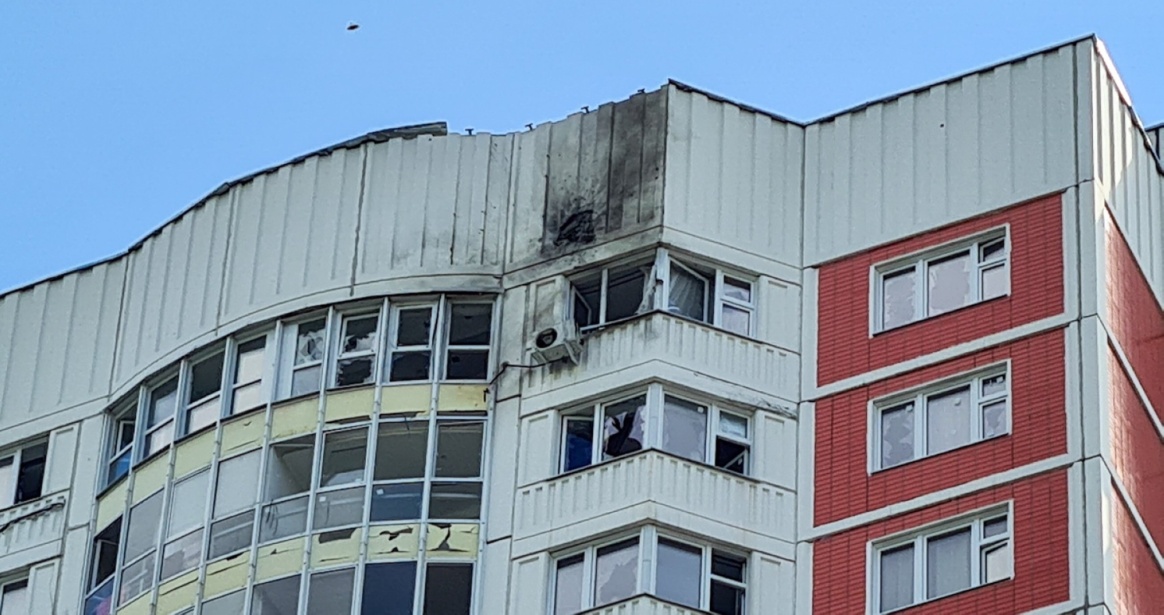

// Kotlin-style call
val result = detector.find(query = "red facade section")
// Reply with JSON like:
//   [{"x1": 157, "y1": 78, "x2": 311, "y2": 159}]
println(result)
[
  {"x1": 1112, "y1": 488, "x2": 1164, "y2": 614},
  {"x1": 1105, "y1": 211, "x2": 1164, "y2": 421},
  {"x1": 811, "y1": 471, "x2": 1070, "y2": 615},
  {"x1": 1109, "y1": 348, "x2": 1164, "y2": 552},
  {"x1": 816, "y1": 195, "x2": 1064, "y2": 387},
  {"x1": 813, "y1": 330, "x2": 1067, "y2": 526}
]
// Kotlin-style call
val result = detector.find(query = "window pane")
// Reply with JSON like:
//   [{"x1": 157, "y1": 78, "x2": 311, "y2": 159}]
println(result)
[
  {"x1": 563, "y1": 417, "x2": 595, "y2": 472},
  {"x1": 147, "y1": 421, "x2": 174, "y2": 456},
  {"x1": 168, "y1": 470, "x2": 209, "y2": 537},
  {"x1": 313, "y1": 486, "x2": 365, "y2": 530},
  {"x1": 388, "y1": 351, "x2": 431, "y2": 381},
  {"x1": 307, "y1": 568, "x2": 354, "y2": 615},
  {"x1": 214, "y1": 451, "x2": 261, "y2": 517},
  {"x1": 661, "y1": 397, "x2": 707, "y2": 462},
  {"x1": 602, "y1": 396, "x2": 646, "y2": 460},
  {"x1": 201, "y1": 590, "x2": 245, "y2": 615},
  {"x1": 375, "y1": 421, "x2": 428, "y2": 480},
  {"x1": 124, "y1": 491, "x2": 163, "y2": 561},
  {"x1": 251, "y1": 574, "x2": 301, "y2": 615},
  {"x1": 189, "y1": 353, "x2": 224, "y2": 402},
  {"x1": 656, "y1": 539, "x2": 702, "y2": 607},
  {"x1": 982, "y1": 542, "x2": 1011, "y2": 583},
  {"x1": 370, "y1": 482, "x2": 423, "y2": 522},
  {"x1": 320, "y1": 429, "x2": 367, "y2": 487},
  {"x1": 710, "y1": 581, "x2": 744, "y2": 615},
  {"x1": 362, "y1": 562, "x2": 416, "y2": 615},
  {"x1": 341, "y1": 315, "x2": 378, "y2": 354},
  {"x1": 148, "y1": 378, "x2": 179, "y2": 426},
  {"x1": 724, "y1": 277, "x2": 752, "y2": 302},
  {"x1": 881, "y1": 268, "x2": 917, "y2": 329},
  {"x1": 290, "y1": 364, "x2": 322, "y2": 397},
  {"x1": 336, "y1": 357, "x2": 374, "y2": 387},
  {"x1": 721, "y1": 304, "x2": 751, "y2": 336},
  {"x1": 396, "y1": 308, "x2": 433, "y2": 347},
  {"x1": 669, "y1": 262, "x2": 707, "y2": 321},
  {"x1": 117, "y1": 419, "x2": 136, "y2": 450},
  {"x1": 209, "y1": 512, "x2": 254, "y2": 559},
  {"x1": 0, "y1": 458, "x2": 15, "y2": 507},
  {"x1": 295, "y1": 319, "x2": 326, "y2": 364},
  {"x1": 926, "y1": 529, "x2": 971, "y2": 599},
  {"x1": 448, "y1": 304, "x2": 492, "y2": 345},
  {"x1": 980, "y1": 237, "x2": 1005, "y2": 262},
  {"x1": 118, "y1": 552, "x2": 155, "y2": 605},
  {"x1": 605, "y1": 265, "x2": 647, "y2": 322},
  {"x1": 554, "y1": 555, "x2": 584, "y2": 615},
  {"x1": 446, "y1": 350, "x2": 489, "y2": 380},
  {"x1": 981, "y1": 373, "x2": 1006, "y2": 397},
  {"x1": 436, "y1": 421, "x2": 484, "y2": 478},
  {"x1": 259, "y1": 496, "x2": 308, "y2": 543},
  {"x1": 715, "y1": 438, "x2": 748, "y2": 474},
  {"x1": 91, "y1": 518, "x2": 122, "y2": 587},
  {"x1": 107, "y1": 449, "x2": 132, "y2": 485},
  {"x1": 880, "y1": 403, "x2": 915, "y2": 468},
  {"x1": 879, "y1": 544, "x2": 914, "y2": 612},
  {"x1": 185, "y1": 397, "x2": 220, "y2": 433},
  {"x1": 982, "y1": 400, "x2": 1008, "y2": 439},
  {"x1": 265, "y1": 436, "x2": 315, "y2": 499},
  {"x1": 1, "y1": 582, "x2": 28, "y2": 615},
  {"x1": 983, "y1": 516, "x2": 1008, "y2": 538},
  {"x1": 424, "y1": 563, "x2": 473, "y2": 615},
  {"x1": 236, "y1": 338, "x2": 266, "y2": 384},
  {"x1": 981, "y1": 263, "x2": 1008, "y2": 300},
  {"x1": 926, "y1": 386, "x2": 972, "y2": 455},
  {"x1": 573, "y1": 280, "x2": 600, "y2": 328},
  {"x1": 428, "y1": 483, "x2": 482, "y2": 520},
  {"x1": 15, "y1": 442, "x2": 46, "y2": 503},
  {"x1": 719, "y1": 413, "x2": 748, "y2": 440},
  {"x1": 594, "y1": 539, "x2": 638, "y2": 606},
  {"x1": 160, "y1": 529, "x2": 203, "y2": 580},
  {"x1": 232, "y1": 381, "x2": 264, "y2": 415},
  {"x1": 83, "y1": 578, "x2": 114, "y2": 615},
  {"x1": 712, "y1": 551, "x2": 746, "y2": 582},
  {"x1": 927, "y1": 251, "x2": 971, "y2": 316}
]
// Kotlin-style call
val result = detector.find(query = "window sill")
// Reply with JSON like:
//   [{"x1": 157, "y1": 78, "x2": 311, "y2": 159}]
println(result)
[
  {"x1": 877, "y1": 576, "x2": 1013, "y2": 614},
  {"x1": 871, "y1": 431, "x2": 1010, "y2": 475},
  {"x1": 871, "y1": 292, "x2": 1010, "y2": 338}
]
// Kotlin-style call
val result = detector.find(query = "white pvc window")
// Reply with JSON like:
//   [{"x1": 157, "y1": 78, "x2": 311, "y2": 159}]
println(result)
[
  {"x1": 230, "y1": 335, "x2": 269, "y2": 415},
  {"x1": 183, "y1": 351, "x2": 225, "y2": 435},
  {"x1": 143, "y1": 376, "x2": 179, "y2": 459},
  {"x1": 334, "y1": 312, "x2": 380, "y2": 388},
  {"x1": 0, "y1": 579, "x2": 28, "y2": 615},
  {"x1": 0, "y1": 439, "x2": 47, "y2": 509},
  {"x1": 874, "y1": 231, "x2": 1009, "y2": 332},
  {"x1": 386, "y1": 304, "x2": 436, "y2": 382},
  {"x1": 283, "y1": 317, "x2": 328, "y2": 398},
  {"x1": 444, "y1": 302, "x2": 493, "y2": 381},
  {"x1": 874, "y1": 367, "x2": 1010, "y2": 470},
  {"x1": 106, "y1": 403, "x2": 136, "y2": 485},
  {"x1": 874, "y1": 510, "x2": 1012, "y2": 613},
  {"x1": 572, "y1": 258, "x2": 654, "y2": 330}
]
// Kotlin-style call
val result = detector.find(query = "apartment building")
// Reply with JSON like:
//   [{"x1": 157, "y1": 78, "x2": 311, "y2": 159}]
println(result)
[{"x1": 0, "y1": 35, "x2": 1159, "y2": 614}]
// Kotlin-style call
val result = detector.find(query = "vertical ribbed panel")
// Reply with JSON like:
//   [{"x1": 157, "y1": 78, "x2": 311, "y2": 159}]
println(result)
[
  {"x1": 0, "y1": 260, "x2": 124, "y2": 428},
  {"x1": 0, "y1": 494, "x2": 66, "y2": 558},
  {"x1": 664, "y1": 86, "x2": 805, "y2": 268},
  {"x1": 582, "y1": 596, "x2": 705, "y2": 615},
  {"x1": 1094, "y1": 57, "x2": 1164, "y2": 305},
  {"x1": 803, "y1": 42, "x2": 1080, "y2": 265}
]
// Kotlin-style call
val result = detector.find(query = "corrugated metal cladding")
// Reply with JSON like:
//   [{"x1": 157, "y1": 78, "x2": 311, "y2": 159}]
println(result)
[
  {"x1": 802, "y1": 41, "x2": 1082, "y2": 266},
  {"x1": 1093, "y1": 56, "x2": 1164, "y2": 305}
]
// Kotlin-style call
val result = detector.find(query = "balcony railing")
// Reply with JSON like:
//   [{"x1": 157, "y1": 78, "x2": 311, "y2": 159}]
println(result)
[
  {"x1": 0, "y1": 492, "x2": 66, "y2": 560},
  {"x1": 582, "y1": 594, "x2": 708, "y2": 615}
]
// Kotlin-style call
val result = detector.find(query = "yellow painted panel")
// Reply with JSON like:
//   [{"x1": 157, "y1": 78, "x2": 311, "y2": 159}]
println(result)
[
  {"x1": 311, "y1": 527, "x2": 361, "y2": 568},
  {"x1": 131, "y1": 455, "x2": 168, "y2": 505},
  {"x1": 436, "y1": 384, "x2": 488, "y2": 412},
  {"x1": 156, "y1": 569, "x2": 199, "y2": 614},
  {"x1": 324, "y1": 387, "x2": 374, "y2": 424},
  {"x1": 426, "y1": 523, "x2": 480, "y2": 558},
  {"x1": 255, "y1": 537, "x2": 305, "y2": 582},
  {"x1": 380, "y1": 384, "x2": 431, "y2": 416},
  {"x1": 367, "y1": 524, "x2": 420, "y2": 561},
  {"x1": 220, "y1": 412, "x2": 265, "y2": 456},
  {"x1": 270, "y1": 398, "x2": 318, "y2": 441},
  {"x1": 173, "y1": 430, "x2": 216, "y2": 479},
  {"x1": 96, "y1": 480, "x2": 128, "y2": 529},
  {"x1": 203, "y1": 550, "x2": 250, "y2": 597},
  {"x1": 116, "y1": 592, "x2": 151, "y2": 615}
]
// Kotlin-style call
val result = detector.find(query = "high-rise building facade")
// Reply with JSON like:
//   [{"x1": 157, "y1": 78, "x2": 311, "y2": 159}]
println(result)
[{"x1": 0, "y1": 35, "x2": 1160, "y2": 615}]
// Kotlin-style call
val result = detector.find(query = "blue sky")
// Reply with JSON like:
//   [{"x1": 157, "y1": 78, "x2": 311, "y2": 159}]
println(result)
[{"x1": 2, "y1": 1, "x2": 1162, "y2": 293}]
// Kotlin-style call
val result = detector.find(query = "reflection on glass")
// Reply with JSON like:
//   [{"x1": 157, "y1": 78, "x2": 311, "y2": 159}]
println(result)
[
  {"x1": 370, "y1": 483, "x2": 423, "y2": 522},
  {"x1": 554, "y1": 555, "x2": 584, "y2": 615},
  {"x1": 594, "y1": 539, "x2": 638, "y2": 607},
  {"x1": 661, "y1": 397, "x2": 707, "y2": 462},
  {"x1": 982, "y1": 401, "x2": 1008, "y2": 439},
  {"x1": 882, "y1": 268, "x2": 917, "y2": 329},
  {"x1": 880, "y1": 403, "x2": 915, "y2": 468},
  {"x1": 656, "y1": 539, "x2": 702, "y2": 607},
  {"x1": 927, "y1": 251, "x2": 971, "y2": 316},
  {"x1": 926, "y1": 529, "x2": 971, "y2": 599},
  {"x1": 926, "y1": 386, "x2": 972, "y2": 455}
]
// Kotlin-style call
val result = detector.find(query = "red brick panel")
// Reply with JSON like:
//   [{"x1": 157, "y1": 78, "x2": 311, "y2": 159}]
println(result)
[
  {"x1": 814, "y1": 330, "x2": 1067, "y2": 526},
  {"x1": 1105, "y1": 211, "x2": 1164, "y2": 422},
  {"x1": 1112, "y1": 488, "x2": 1164, "y2": 615},
  {"x1": 1109, "y1": 348, "x2": 1164, "y2": 553},
  {"x1": 816, "y1": 195, "x2": 1064, "y2": 387},
  {"x1": 811, "y1": 470, "x2": 1070, "y2": 615}
]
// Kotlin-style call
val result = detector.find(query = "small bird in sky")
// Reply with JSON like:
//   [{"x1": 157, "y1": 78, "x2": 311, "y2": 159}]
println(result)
[{"x1": 346, "y1": 22, "x2": 360, "y2": 31}]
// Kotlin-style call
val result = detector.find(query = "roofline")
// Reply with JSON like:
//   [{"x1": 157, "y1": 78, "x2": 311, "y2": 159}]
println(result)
[{"x1": 666, "y1": 79, "x2": 804, "y2": 126}]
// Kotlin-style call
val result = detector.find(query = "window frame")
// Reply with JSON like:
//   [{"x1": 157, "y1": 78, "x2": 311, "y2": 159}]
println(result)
[
  {"x1": 0, "y1": 576, "x2": 29, "y2": 615},
  {"x1": 869, "y1": 362, "x2": 1011, "y2": 472},
  {"x1": 441, "y1": 300, "x2": 496, "y2": 383},
  {"x1": 0, "y1": 438, "x2": 48, "y2": 509},
  {"x1": 330, "y1": 308, "x2": 385, "y2": 389},
  {"x1": 179, "y1": 346, "x2": 227, "y2": 437},
  {"x1": 226, "y1": 331, "x2": 274, "y2": 418},
  {"x1": 277, "y1": 312, "x2": 333, "y2": 400},
  {"x1": 870, "y1": 227, "x2": 1010, "y2": 334},
  {"x1": 870, "y1": 505, "x2": 1013, "y2": 613},
  {"x1": 385, "y1": 301, "x2": 438, "y2": 384},
  {"x1": 140, "y1": 374, "x2": 180, "y2": 462}
]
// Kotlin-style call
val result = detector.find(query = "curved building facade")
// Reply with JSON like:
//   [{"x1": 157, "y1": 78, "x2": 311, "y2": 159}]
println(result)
[{"x1": 0, "y1": 36, "x2": 1163, "y2": 615}]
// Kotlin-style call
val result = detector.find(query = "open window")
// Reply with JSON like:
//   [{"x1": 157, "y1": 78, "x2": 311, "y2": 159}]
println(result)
[
  {"x1": 87, "y1": 516, "x2": 121, "y2": 612},
  {"x1": 571, "y1": 258, "x2": 654, "y2": 330},
  {"x1": 0, "y1": 439, "x2": 47, "y2": 508},
  {"x1": 333, "y1": 312, "x2": 380, "y2": 387},
  {"x1": 260, "y1": 435, "x2": 315, "y2": 543}
]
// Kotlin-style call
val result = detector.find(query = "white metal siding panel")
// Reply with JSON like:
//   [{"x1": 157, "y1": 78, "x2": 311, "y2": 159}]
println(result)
[
  {"x1": 664, "y1": 87, "x2": 805, "y2": 268},
  {"x1": 507, "y1": 125, "x2": 552, "y2": 266},
  {"x1": 508, "y1": 553, "x2": 549, "y2": 615},
  {"x1": 803, "y1": 43, "x2": 1079, "y2": 265},
  {"x1": 752, "y1": 553, "x2": 796, "y2": 614},
  {"x1": 1093, "y1": 56, "x2": 1164, "y2": 304}
]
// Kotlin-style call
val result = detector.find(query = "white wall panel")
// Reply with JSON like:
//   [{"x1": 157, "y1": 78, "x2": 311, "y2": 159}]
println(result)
[
  {"x1": 517, "y1": 412, "x2": 555, "y2": 486},
  {"x1": 0, "y1": 493, "x2": 65, "y2": 561},
  {"x1": 752, "y1": 553, "x2": 796, "y2": 614},
  {"x1": 508, "y1": 553, "x2": 549, "y2": 615},
  {"x1": 803, "y1": 42, "x2": 1081, "y2": 265},
  {"x1": 583, "y1": 596, "x2": 705, "y2": 615},
  {"x1": 758, "y1": 276, "x2": 801, "y2": 352},
  {"x1": 665, "y1": 86, "x2": 805, "y2": 268},
  {"x1": 27, "y1": 559, "x2": 59, "y2": 615}
]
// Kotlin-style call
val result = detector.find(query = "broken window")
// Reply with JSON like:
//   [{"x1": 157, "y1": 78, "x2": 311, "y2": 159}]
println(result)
[
  {"x1": 200, "y1": 590, "x2": 245, "y2": 615},
  {"x1": 709, "y1": 551, "x2": 748, "y2": 615},
  {"x1": 250, "y1": 574, "x2": 301, "y2": 615},
  {"x1": 184, "y1": 351, "x2": 225, "y2": 434},
  {"x1": 423, "y1": 563, "x2": 473, "y2": 615},
  {"x1": 334, "y1": 312, "x2": 379, "y2": 387},
  {"x1": 0, "y1": 439, "x2": 46, "y2": 508},
  {"x1": 875, "y1": 231, "x2": 1009, "y2": 332},
  {"x1": 445, "y1": 303, "x2": 493, "y2": 380},
  {"x1": 313, "y1": 485, "x2": 365, "y2": 530},
  {"x1": 307, "y1": 567, "x2": 354, "y2": 615},
  {"x1": 660, "y1": 396, "x2": 707, "y2": 462},
  {"x1": 209, "y1": 450, "x2": 259, "y2": 559},
  {"x1": 144, "y1": 375, "x2": 179, "y2": 458},
  {"x1": 89, "y1": 517, "x2": 121, "y2": 590},
  {"x1": 602, "y1": 396, "x2": 646, "y2": 461},
  {"x1": 371, "y1": 420, "x2": 427, "y2": 522},
  {"x1": 319, "y1": 428, "x2": 367, "y2": 487},
  {"x1": 668, "y1": 261, "x2": 709, "y2": 321},
  {"x1": 594, "y1": 538, "x2": 639, "y2": 607},
  {"x1": 386, "y1": 305, "x2": 435, "y2": 382},
  {"x1": 875, "y1": 367, "x2": 1009, "y2": 470},
  {"x1": 160, "y1": 470, "x2": 207, "y2": 580},
  {"x1": 572, "y1": 259, "x2": 653, "y2": 330},
  {"x1": 286, "y1": 317, "x2": 327, "y2": 398},
  {"x1": 714, "y1": 411, "x2": 750, "y2": 475},
  {"x1": 106, "y1": 401, "x2": 136, "y2": 486},
  {"x1": 260, "y1": 435, "x2": 314, "y2": 542},
  {"x1": 231, "y1": 336, "x2": 268, "y2": 415},
  {"x1": 361, "y1": 561, "x2": 416, "y2": 615}
]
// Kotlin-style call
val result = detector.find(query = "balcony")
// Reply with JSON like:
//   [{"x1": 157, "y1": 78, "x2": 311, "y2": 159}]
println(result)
[
  {"x1": 582, "y1": 594, "x2": 707, "y2": 615},
  {"x1": 0, "y1": 492, "x2": 66, "y2": 563},
  {"x1": 513, "y1": 451, "x2": 792, "y2": 542}
]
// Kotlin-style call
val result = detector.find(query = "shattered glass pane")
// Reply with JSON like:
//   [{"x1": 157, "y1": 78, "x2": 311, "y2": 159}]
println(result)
[
  {"x1": 397, "y1": 307, "x2": 433, "y2": 347},
  {"x1": 388, "y1": 351, "x2": 431, "y2": 382},
  {"x1": 926, "y1": 386, "x2": 972, "y2": 455},
  {"x1": 669, "y1": 262, "x2": 708, "y2": 321},
  {"x1": 880, "y1": 403, "x2": 915, "y2": 468},
  {"x1": 594, "y1": 539, "x2": 638, "y2": 606},
  {"x1": 335, "y1": 357, "x2": 374, "y2": 387},
  {"x1": 605, "y1": 265, "x2": 647, "y2": 322},
  {"x1": 927, "y1": 251, "x2": 971, "y2": 316},
  {"x1": 448, "y1": 304, "x2": 493, "y2": 345},
  {"x1": 341, "y1": 315, "x2": 378, "y2": 354},
  {"x1": 602, "y1": 396, "x2": 647, "y2": 460},
  {"x1": 982, "y1": 400, "x2": 1008, "y2": 439},
  {"x1": 881, "y1": 268, "x2": 917, "y2": 329},
  {"x1": 295, "y1": 319, "x2": 326, "y2": 365},
  {"x1": 563, "y1": 417, "x2": 595, "y2": 472},
  {"x1": 981, "y1": 263, "x2": 1008, "y2": 300},
  {"x1": 661, "y1": 396, "x2": 707, "y2": 462}
]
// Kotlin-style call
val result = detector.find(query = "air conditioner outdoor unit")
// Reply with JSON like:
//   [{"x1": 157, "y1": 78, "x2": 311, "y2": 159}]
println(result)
[{"x1": 529, "y1": 322, "x2": 583, "y2": 365}]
